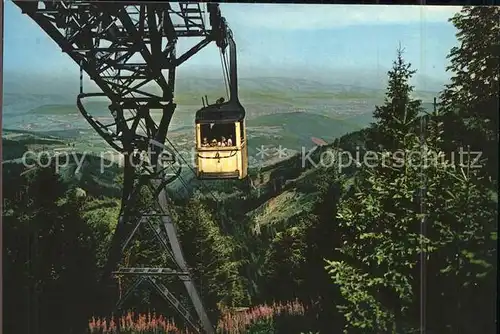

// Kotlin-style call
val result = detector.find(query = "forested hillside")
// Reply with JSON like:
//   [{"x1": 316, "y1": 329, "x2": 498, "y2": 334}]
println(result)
[{"x1": 3, "y1": 7, "x2": 498, "y2": 334}]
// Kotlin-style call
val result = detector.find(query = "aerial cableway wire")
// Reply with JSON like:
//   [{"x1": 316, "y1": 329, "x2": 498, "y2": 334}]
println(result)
[
  {"x1": 122, "y1": 97, "x2": 211, "y2": 203},
  {"x1": 78, "y1": 44, "x2": 225, "y2": 213},
  {"x1": 164, "y1": 137, "x2": 231, "y2": 234},
  {"x1": 72, "y1": 8, "x2": 235, "y2": 329},
  {"x1": 219, "y1": 50, "x2": 230, "y2": 101},
  {"x1": 80, "y1": 59, "x2": 84, "y2": 94},
  {"x1": 222, "y1": 48, "x2": 230, "y2": 90},
  {"x1": 125, "y1": 100, "x2": 227, "y2": 234},
  {"x1": 80, "y1": 44, "x2": 232, "y2": 256}
]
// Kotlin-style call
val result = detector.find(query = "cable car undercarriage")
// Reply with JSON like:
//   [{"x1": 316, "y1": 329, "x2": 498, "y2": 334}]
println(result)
[{"x1": 13, "y1": 2, "x2": 242, "y2": 333}]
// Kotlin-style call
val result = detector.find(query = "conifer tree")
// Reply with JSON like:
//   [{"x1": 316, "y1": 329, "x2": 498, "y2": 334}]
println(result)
[
  {"x1": 369, "y1": 46, "x2": 423, "y2": 151},
  {"x1": 439, "y1": 6, "x2": 499, "y2": 182},
  {"x1": 325, "y1": 49, "x2": 428, "y2": 332},
  {"x1": 325, "y1": 47, "x2": 497, "y2": 333},
  {"x1": 173, "y1": 198, "x2": 247, "y2": 318}
]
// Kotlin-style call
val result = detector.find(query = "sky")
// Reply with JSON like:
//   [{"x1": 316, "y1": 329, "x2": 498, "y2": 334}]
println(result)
[{"x1": 4, "y1": 2, "x2": 462, "y2": 90}]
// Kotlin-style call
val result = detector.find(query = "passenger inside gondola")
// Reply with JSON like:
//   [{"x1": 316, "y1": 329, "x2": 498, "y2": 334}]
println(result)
[{"x1": 199, "y1": 122, "x2": 237, "y2": 148}]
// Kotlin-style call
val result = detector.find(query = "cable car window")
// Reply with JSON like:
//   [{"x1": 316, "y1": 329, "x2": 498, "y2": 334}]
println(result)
[
  {"x1": 240, "y1": 121, "x2": 244, "y2": 141},
  {"x1": 200, "y1": 122, "x2": 237, "y2": 147}
]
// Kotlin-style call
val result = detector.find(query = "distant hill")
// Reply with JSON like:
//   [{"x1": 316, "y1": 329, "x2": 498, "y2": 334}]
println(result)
[
  {"x1": 4, "y1": 72, "x2": 440, "y2": 104},
  {"x1": 3, "y1": 75, "x2": 438, "y2": 169},
  {"x1": 27, "y1": 101, "x2": 110, "y2": 116},
  {"x1": 4, "y1": 66, "x2": 447, "y2": 95},
  {"x1": 3, "y1": 127, "x2": 93, "y2": 140},
  {"x1": 4, "y1": 76, "x2": 437, "y2": 136},
  {"x1": 172, "y1": 77, "x2": 439, "y2": 106},
  {"x1": 248, "y1": 111, "x2": 360, "y2": 142}
]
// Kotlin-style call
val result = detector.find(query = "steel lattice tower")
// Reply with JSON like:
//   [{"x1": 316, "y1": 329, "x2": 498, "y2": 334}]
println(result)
[{"x1": 14, "y1": 2, "x2": 232, "y2": 333}]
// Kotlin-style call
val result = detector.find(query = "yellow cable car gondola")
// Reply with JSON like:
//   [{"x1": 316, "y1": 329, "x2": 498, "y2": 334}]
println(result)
[{"x1": 195, "y1": 26, "x2": 248, "y2": 180}]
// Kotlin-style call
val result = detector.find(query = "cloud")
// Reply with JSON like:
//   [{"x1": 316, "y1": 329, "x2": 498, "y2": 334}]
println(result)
[{"x1": 220, "y1": 4, "x2": 462, "y2": 30}]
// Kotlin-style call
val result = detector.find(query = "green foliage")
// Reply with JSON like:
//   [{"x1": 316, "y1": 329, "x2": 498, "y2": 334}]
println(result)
[
  {"x1": 81, "y1": 198, "x2": 121, "y2": 269},
  {"x1": 262, "y1": 214, "x2": 312, "y2": 299},
  {"x1": 439, "y1": 6, "x2": 499, "y2": 181},
  {"x1": 325, "y1": 46, "x2": 497, "y2": 334},
  {"x1": 369, "y1": 47, "x2": 423, "y2": 151},
  {"x1": 4, "y1": 10, "x2": 498, "y2": 334},
  {"x1": 326, "y1": 260, "x2": 395, "y2": 332},
  {"x1": 3, "y1": 167, "x2": 109, "y2": 333},
  {"x1": 422, "y1": 159, "x2": 497, "y2": 333},
  {"x1": 172, "y1": 199, "x2": 247, "y2": 316},
  {"x1": 246, "y1": 318, "x2": 276, "y2": 334},
  {"x1": 2, "y1": 137, "x2": 66, "y2": 161},
  {"x1": 241, "y1": 165, "x2": 346, "y2": 332},
  {"x1": 327, "y1": 142, "x2": 423, "y2": 333}
]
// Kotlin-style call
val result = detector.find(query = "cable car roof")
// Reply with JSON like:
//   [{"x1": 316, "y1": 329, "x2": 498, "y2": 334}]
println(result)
[{"x1": 195, "y1": 102, "x2": 245, "y2": 123}]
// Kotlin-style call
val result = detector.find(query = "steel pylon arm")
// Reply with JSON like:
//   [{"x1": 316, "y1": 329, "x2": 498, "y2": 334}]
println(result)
[
  {"x1": 13, "y1": 1, "x2": 232, "y2": 333},
  {"x1": 14, "y1": 1, "x2": 220, "y2": 151}
]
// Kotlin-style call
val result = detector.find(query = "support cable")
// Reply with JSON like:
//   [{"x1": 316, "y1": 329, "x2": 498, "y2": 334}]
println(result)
[
  {"x1": 80, "y1": 59, "x2": 84, "y2": 94},
  {"x1": 219, "y1": 50, "x2": 229, "y2": 100}
]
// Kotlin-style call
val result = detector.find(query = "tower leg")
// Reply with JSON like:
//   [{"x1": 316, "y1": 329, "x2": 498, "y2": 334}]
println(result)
[
  {"x1": 101, "y1": 103, "x2": 214, "y2": 333},
  {"x1": 12, "y1": 3, "x2": 221, "y2": 332}
]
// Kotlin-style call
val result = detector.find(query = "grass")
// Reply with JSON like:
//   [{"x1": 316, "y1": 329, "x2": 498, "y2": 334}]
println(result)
[{"x1": 249, "y1": 188, "x2": 318, "y2": 233}]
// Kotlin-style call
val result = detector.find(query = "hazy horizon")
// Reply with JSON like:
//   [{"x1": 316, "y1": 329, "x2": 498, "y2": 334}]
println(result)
[{"x1": 4, "y1": 2, "x2": 462, "y2": 94}]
